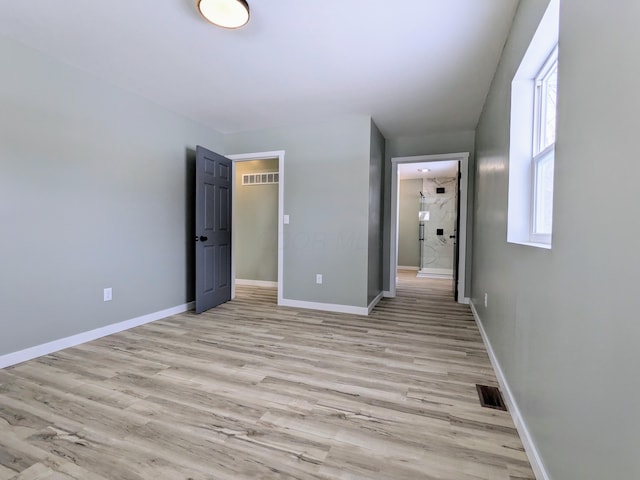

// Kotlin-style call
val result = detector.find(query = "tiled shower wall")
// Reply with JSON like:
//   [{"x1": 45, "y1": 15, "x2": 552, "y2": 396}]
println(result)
[{"x1": 420, "y1": 177, "x2": 457, "y2": 271}]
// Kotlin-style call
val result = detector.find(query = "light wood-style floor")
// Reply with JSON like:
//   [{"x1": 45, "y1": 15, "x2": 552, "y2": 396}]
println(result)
[{"x1": 0, "y1": 272, "x2": 534, "y2": 480}]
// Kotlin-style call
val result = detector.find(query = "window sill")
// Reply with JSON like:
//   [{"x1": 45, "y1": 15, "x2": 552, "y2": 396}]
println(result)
[{"x1": 508, "y1": 240, "x2": 552, "y2": 250}]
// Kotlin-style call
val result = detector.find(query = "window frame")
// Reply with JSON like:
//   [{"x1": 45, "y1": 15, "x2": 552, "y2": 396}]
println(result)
[
  {"x1": 530, "y1": 47, "x2": 558, "y2": 244},
  {"x1": 506, "y1": 0, "x2": 559, "y2": 250},
  {"x1": 530, "y1": 144, "x2": 554, "y2": 243},
  {"x1": 532, "y1": 47, "x2": 558, "y2": 156}
]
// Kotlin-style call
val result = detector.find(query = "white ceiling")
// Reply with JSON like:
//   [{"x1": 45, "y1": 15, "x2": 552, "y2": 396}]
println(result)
[
  {"x1": 398, "y1": 161, "x2": 458, "y2": 180},
  {"x1": 0, "y1": 1, "x2": 519, "y2": 138}
]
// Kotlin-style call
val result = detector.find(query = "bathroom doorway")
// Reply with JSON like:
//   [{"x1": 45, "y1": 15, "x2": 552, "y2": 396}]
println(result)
[{"x1": 389, "y1": 153, "x2": 469, "y2": 303}]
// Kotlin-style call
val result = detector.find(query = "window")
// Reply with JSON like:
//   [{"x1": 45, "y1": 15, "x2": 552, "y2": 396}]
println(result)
[
  {"x1": 531, "y1": 48, "x2": 558, "y2": 242},
  {"x1": 507, "y1": 0, "x2": 559, "y2": 249}
]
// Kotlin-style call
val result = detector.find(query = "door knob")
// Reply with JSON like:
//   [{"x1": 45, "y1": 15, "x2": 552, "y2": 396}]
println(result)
[{"x1": 199, "y1": 236, "x2": 208, "y2": 241}]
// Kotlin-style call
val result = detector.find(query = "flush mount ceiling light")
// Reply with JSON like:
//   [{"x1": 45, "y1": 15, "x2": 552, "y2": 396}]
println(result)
[
  {"x1": 419, "y1": 168, "x2": 431, "y2": 173},
  {"x1": 197, "y1": 0, "x2": 250, "y2": 29}
]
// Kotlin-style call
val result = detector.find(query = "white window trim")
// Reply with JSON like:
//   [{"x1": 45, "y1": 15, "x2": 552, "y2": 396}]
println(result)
[
  {"x1": 506, "y1": 0, "x2": 559, "y2": 250},
  {"x1": 533, "y1": 47, "x2": 558, "y2": 156},
  {"x1": 529, "y1": 48, "x2": 557, "y2": 244},
  {"x1": 530, "y1": 144, "x2": 554, "y2": 244}
]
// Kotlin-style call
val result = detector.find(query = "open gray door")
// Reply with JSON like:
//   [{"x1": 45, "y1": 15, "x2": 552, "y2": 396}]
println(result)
[{"x1": 195, "y1": 145, "x2": 232, "y2": 314}]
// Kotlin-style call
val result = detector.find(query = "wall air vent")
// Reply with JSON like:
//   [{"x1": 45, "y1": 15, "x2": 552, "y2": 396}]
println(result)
[
  {"x1": 242, "y1": 172, "x2": 279, "y2": 186},
  {"x1": 476, "y1": 384, "x2": 507, "y2": 411}
]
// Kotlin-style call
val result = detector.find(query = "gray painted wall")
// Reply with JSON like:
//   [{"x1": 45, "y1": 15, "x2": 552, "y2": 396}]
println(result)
[
  {"x1": 398, "y1": 179, "x2": 422, "y2": 267},
  {"x1": 367, "y1": 120, "x2": 385, "y2": 305},
  {"x1": 472, "y1": 0, "x2": 640, "y2": 478},
  {"x1": 0, "y1": 36, "x2": 224, "y2": 356},
  {"x1": 234, "y1": 159, "x2": 279, "y2": 282},
  {"x1": 383, "y1": 130, "x2": 475, "y2": 294},
  {"x1": 225, "y1": 115, "x2": 373, "y2": 308}
]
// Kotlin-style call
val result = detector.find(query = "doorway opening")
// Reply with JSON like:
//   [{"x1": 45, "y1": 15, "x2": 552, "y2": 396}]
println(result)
[
  {"x1": 399, "y1": 160, "x2": 459, "y2": 279},
  {"x1": 227, "y1": 151, "x2": 285, "y2": 305},
  {"x1": 389, "y1": 153, "x2": 469, "y2": 303}
]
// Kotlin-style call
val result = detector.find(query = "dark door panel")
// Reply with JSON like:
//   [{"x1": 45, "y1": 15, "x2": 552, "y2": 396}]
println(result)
[{"x1": 195, "y1": 145, "x2": 232, "y2": 313}]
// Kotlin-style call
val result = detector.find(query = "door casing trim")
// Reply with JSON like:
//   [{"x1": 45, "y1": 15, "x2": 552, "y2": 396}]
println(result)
[
  {"x1": 227, "y1": 151, "x2": 285, "y2": 305},
  {"x1": 389, "y1": 152, "x2": 469, "y2": 302}
]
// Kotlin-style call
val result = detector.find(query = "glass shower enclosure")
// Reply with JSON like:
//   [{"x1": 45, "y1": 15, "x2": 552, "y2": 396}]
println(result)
[{"x1": 417, "y1": 178, "x2": 457, "y2": 279}]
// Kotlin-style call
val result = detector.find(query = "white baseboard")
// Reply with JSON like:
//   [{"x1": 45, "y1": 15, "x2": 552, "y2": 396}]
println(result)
[
  {"x1": 417, "y1": 273, "x2": 454, "y2": 280},
  {"x1": 235, "y1": 279, "x2": 278, "y2": 288},
  {"x1": 0, "y1": 301, "x2": 194, "y2": 369},
  {"x1": 279, "y1": 298, "x2": 368, "y2": 316},
  {"x1": 469, "y1": 301, "x2": 550, "y2": 480},
  {"x1": 367, "y1": 291, "x2": 384, "y2": 314},
  {"x1": 417, "y1": 267, "x2": 453, "y2": 280},
  {"x1": 397, "y1": 265, "x2": 419, "y2": 271}
]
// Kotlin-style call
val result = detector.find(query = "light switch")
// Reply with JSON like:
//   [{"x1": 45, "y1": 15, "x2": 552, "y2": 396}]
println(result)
[{"x1": 284, "y1": 214, "x2": 290, "y2": 224}]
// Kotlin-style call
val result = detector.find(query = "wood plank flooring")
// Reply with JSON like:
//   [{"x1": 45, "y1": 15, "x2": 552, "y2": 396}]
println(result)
[{"x1": 0, "y1": 272, "x2": 534, "y2": 479}]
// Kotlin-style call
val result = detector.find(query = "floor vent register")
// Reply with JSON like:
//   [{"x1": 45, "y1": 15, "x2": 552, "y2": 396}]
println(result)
[{"x1": 476, "y1": 384, "x2": 507, "y2": 411}]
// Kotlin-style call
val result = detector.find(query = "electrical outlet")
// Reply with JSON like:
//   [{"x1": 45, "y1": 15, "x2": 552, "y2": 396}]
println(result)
[
  {"x1": 316, "y1": 274, "x2": 323, "y2": 284},
  {"x1": 484, "y1": 293, "x2": 488, "y2": 308},
  {"x1": 104, "y1": 288, "x2": 112, "y2": 302}
]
